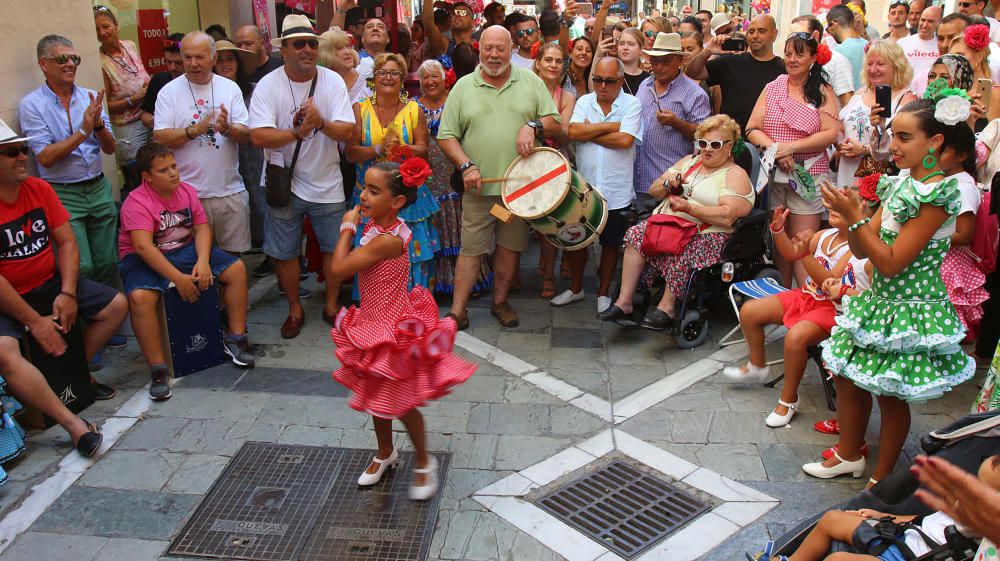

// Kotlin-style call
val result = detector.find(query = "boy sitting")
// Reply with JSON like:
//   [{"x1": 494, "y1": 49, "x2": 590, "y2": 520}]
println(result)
[{"x1": 118, "y1": 143, "x2": 254, "y2": 401}]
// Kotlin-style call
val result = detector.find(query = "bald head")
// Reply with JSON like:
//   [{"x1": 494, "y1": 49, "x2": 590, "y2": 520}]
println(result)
[
  {"x1": 480, "y1": 25, "x2": 512, "y2": 44},
  {"x1": 746, "y1": 14, "x2": 778, "y2": 56},
  {"x1": 595, "y1": 56, "x2": 624, "y2": 78},
  {"x1": 751, "y1": 14, "x2": 776, "y2": 30},
  {"x1": 181, "y1": 31, "x2": 216, "y2": 84},
  {"x1": 479, "y1": 25, "x2": 512, "y2": 78},
  {"x1": 917, "y1": 5, "x2": 941, "y2": 40}
]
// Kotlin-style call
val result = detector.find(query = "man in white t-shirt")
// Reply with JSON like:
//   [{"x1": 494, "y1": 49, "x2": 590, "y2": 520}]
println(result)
[
  {"x1": 510, "y1": 14, "x2": 538, "y2": 68},
  {"x1": 896, "y1": 6, "x2": 941, "y2": 80},
  {"x1": 153, "y1": 31, "x2": 252, "y2": 255},
  {"x1": 249, "y1": 15, "x2": 355, "y2": 339}
]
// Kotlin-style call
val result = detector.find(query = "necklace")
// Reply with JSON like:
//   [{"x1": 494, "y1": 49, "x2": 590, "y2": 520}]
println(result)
[
  {"x1": 105, "y1": 43, "x2": 139, "y2": 76},
  {"x1": 917, "y1": 170, "x2": 945, "y2": 182},
  {"x1": 187, "y1": 77, "x2": 216, "y2": 141}
]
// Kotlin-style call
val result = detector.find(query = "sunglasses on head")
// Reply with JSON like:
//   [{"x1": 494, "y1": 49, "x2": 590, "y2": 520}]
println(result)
[
  {"x1": 889, "y1": 0, "x2": 908, "y2": 7},
  {"x1": 44, "y1": 54, "x2": 81, "y2": 66},
  {"x1": 695, "y1": 138, "x2": 731, "y2": 150},
  {"x1": 163, "y1": 39, "x2": 181, "y2": 49},
  {"x1": 93, "y1": 5, "x2": 112, "y2": 13},
  {"x1": 0, "y1": 145, "x2": 29, "y2": 158},
  {"x1": 515, "y1": 28, "x2": 537, "y2": 37},
  {"x1": 592, "y1": 76, "x2": 621, "y2": 85},
  {"x1": 375, "y1": 69, "x2": 404, "y2": 78},
  {"x1": 787, "y1": 31, "x2": 815, "y2": 42},
  {"x1": 290, "y1": 38, "x2": 319, "y2": 50}
]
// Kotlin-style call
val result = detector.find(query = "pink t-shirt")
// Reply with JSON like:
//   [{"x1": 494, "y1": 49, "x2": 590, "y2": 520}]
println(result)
[{"x1": 118, "y1": 180, "x2": 207, "y2": 259}]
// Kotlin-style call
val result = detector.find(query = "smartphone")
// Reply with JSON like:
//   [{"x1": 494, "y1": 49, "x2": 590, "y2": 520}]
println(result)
[
  {"x1": 721, "y1": 37, "x2": 746, "y2": 51},
  {"x1": 577, "y1": 2, "x2": 593, "y2": 15},
  {"x1": 601, "y1": 25, "x2": 614, "y2": 40},
  {"x1": 875, "y1": 84, "x2": 892, "y2": 114},
  {"x1": 978, "y1": 78, "x2": 993, "y2": 114}
]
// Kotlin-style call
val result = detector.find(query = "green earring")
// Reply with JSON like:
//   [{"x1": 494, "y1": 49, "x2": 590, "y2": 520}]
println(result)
[{"x1": 922, "y1": 147, "x2": 937, "y2": 169}]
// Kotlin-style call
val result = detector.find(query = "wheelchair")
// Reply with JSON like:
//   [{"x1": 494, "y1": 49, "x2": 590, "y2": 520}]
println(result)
[{"x1": 611, "y1": 144, "x2": 780, "y2": 349}]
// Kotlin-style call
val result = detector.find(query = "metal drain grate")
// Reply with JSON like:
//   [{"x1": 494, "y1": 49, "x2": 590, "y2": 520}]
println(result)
[
  {"x1": 535, "y1": 460, "x2": 710, "y2": 559},
  {"x1": 167, "y1": 443, "x2": 447, "y2": 561}
]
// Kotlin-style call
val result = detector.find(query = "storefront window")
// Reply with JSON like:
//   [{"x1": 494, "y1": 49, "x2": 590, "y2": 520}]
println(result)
[{"x1": 92, "y1": 1, "x2": 202, "y2": 75}]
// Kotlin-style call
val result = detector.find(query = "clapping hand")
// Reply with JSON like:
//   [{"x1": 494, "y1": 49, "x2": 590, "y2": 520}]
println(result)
[
  {"x1": 788, "y1": 229, "x2": 814, "y2": 260},
  {"x1": 770, "y1": 206, "x2": 790, "y2": 233},
  {"x1": 820, "y1": 178, "x2": 863, "y2": 223},
  {"x1": 190, "y1": 108, "x2": 217, "y2": 137},
  {"x1": 215, "y1": 103, "x2": 231, "y2": 136},
  {"x1": 837, "y1": 138, "x2": 864, "y2": 159},
  {"x1": 912, "y1": 455, "x2": 1000, "y2": 545},
  {"x1": 81, "y1": 90, "x2": 106, "y2": 134},
  {"x1": 300, "y1": 98, "x2": 326, "y2": 134}
]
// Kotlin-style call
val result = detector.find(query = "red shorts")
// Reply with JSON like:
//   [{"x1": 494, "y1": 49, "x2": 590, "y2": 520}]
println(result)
[{"x1": 776, "y1": 290, "x2": 837, "y2": 333}]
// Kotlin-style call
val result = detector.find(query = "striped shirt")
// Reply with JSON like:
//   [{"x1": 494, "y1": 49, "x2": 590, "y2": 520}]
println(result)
[{"x1": 633, "y1": 74, "x2": 710, "y2": 194}]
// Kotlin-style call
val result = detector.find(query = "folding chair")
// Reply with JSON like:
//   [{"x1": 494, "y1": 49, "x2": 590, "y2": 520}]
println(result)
[{"x1": 718, "y1": 276, "x2": 787, "y2": 366}]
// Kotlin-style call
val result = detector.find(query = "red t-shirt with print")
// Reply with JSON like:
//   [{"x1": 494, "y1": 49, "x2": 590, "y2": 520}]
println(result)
[{"x1": 0, "y1": 177, "x2": 70, "y2": 294}]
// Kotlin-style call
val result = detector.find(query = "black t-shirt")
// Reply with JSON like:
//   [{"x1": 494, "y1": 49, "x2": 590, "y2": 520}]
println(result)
[
  {"x1": 141, "y1": 71, "x2": 175, "y2": 115},
  {"x1": 247, "y1": 55, "x2": 285, "y2": 92},
  {"x1": 623, "y1": 71, "x2": 650, "y2": 97},
  {"x1": 705, "y1": 52, "x2": 786, "y2": 132}
]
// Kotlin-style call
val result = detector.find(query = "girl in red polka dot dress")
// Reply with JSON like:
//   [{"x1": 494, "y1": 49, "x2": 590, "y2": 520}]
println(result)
[{"x1": 329, "y1": 159, "x2": 476, "y2": 501}]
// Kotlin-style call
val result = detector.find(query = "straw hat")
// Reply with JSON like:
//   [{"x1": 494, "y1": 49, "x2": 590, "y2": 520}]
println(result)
[
  {"x1": 641, "y1": 32, "x2": 683, "y2": 56},
  {"x1": 711, "y1": 13, "x2": 732, "y2": 32},
  {"x1": 216, "y1": 39, "x2": 254, "y2": 54},
  {"x1": 0, "y1": 118, "x2": 29, "y2": 146},
  {"x1": 271, "y1": 14, "x2": 320, "y2": 47}
]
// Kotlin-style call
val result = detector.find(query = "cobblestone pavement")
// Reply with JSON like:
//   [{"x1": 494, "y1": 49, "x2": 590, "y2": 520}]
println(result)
[{"x1": 0, "y1": 251, "x2": 980, "y2": 561}]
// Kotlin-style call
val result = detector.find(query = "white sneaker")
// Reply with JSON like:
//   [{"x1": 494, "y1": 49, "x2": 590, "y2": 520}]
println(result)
[
  {"x1": 597, "y1": 296, "x2": 612, "y2": 314},
  {"x1": 764, "y1": 398, "x2": 799, "y2": 427},
  {"x1": 722, "y1": 362, "x2": 770, "y2": 383},
  {"x1": 408, "y1": 454, "x2": 439, "y2": 501},
  {"x1": 550, "y1": 289, "x2": 584, "y2": 307}
]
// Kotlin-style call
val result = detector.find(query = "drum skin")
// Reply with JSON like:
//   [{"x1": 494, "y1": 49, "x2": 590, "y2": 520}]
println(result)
[{"x1": 500, "y1": 147, "x2": 608, "y2": 250}]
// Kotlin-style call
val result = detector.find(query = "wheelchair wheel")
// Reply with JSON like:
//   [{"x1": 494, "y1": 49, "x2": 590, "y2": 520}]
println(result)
[
  {"x1": 673, "y1": 309, "x2": 709, "y2": 349},
  {"x1": 754, "y1": 266, "x2": 782, "y2": 285}
]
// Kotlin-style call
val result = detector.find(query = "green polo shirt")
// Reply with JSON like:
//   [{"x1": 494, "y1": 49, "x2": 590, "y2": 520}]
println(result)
[{"x1": 437, "y1": 65, "x2": 559, "y2": 196}]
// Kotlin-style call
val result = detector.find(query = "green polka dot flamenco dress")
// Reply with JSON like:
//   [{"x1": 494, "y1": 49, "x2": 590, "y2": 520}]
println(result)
[{"x1": 821, "y1": 175, "x2": 976, "y2": 401}]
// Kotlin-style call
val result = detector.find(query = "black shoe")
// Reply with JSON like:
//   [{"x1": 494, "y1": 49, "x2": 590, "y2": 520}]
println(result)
[
  {"x1": 92, "y1": 382, "x2": 116, "y2": 400},
  {"x1": 149, "y1": 367, "x2": 172, "y2": 401},
  {"x1": 253, "y1": 259, "x2": 274, "y2": 277},
  {"x1": 640, "y1": 308, "x2": 674, "y2": 331},
  {"x1": 598, "y1": 304, "x2": 630, "y2": 322},
  {"x1": 75, "y1": 420, "x2": 102, "y2": 457}
]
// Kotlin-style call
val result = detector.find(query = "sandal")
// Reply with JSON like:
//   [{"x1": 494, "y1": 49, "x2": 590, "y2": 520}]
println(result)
[
  {"x1": 444, "y1": 312, "x2": 469, "y2": 331},
  {"x1": 490, "y1": 301, "x2": 520, "y2": 327},
  {"x1": 75, "y1": 419, "x2": 103, "y2": 458},
  {"x1": 539, "y1": 277, "x2": 556, "y2": 299}
]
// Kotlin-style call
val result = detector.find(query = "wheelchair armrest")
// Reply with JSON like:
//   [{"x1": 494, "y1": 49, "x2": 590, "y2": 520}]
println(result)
[
  {"x1": 640, "y1": 197, "x2": 661, "y2": 213},
  {"x1": 732, "y1": 208, "x2": 769, "y2": 229}
]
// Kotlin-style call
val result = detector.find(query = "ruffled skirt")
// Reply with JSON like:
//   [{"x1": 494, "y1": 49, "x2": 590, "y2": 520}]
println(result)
[
  {"x1": 331, "y1": 287, "x2": 477, "y2": 418},
  {"x1": 940, "y1": 246, "x2": 988, "y2": 331},
  {"x1": 0, "y1": 377, "x2": 27, "y2": 486}
]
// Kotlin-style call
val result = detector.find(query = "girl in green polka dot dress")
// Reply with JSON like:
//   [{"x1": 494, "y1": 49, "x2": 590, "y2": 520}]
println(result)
[{"x1": 803, "y1": 97, "x2": 977, "y2": 486}]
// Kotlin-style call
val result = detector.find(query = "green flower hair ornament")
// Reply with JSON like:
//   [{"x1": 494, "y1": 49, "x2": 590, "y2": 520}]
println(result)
[
  {"x1": 732, "y1": 137, "x2": 747, "y2": 158},
  {"x1": 923, "y1": 78, "x2": 973, "y2": 126}
]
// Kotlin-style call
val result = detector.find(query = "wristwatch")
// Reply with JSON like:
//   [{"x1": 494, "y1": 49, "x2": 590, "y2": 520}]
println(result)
[
  {"x1": 459, "y1": 160, "x2": 476, "y2": 173},
  {"x1": 527, "y1": 120, "x2": 544, "y2": 137}
]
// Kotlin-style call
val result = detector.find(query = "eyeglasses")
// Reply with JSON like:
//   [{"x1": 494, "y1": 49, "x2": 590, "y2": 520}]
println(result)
[
  {"x1": 515, "y1": 28, "x2": 537, "y2": 37},
  {"x1": 43, "y1": 54, "x2": 82, "y2": 65},
  {"x1": 0, "y1": 145, "x2": 29, "y2": 158},
  {"x1": 375, "y1": 69, "x2": 404, "y2": 78},
  {"x1": 290, "y1": 39, "x2": 319, "y2": 50},
  {"x1": 644, "y1": 30, "x2": 656, "y2": 37},
  {"x1": 453, "y1": 8, "x2": 471, "y2": 16},
  {"x1": 592, "y1": 76, "x2": 621, "y2": 85},
  {"x1": 695, "y1": 138, "x2": 731, "y2": 150}
]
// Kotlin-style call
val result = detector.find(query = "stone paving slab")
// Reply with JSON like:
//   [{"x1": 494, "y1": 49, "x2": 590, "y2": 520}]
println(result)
[{"x1": 31, "y1": 487, "x2": 201, "y2": 540}]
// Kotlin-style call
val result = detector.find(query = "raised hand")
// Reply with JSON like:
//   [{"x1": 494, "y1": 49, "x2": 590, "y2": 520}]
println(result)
[
  {"x1": 81, "y1": 92, "x2": 102, "y2": 134},
  {"x1": 770, "y1": 206, "x2": 790, "y2": 233},
  {"x1": 215, "y1": 103, "x2": 230, "y2": 136},
  {"x1": 343, "y1": 204, "x2": 362, "y2": 226},
  {"x1": 300, "y1": 98, "x2": 326, "y2": 134},
  {"x1": 820, "y1": 179, "x2": 863, "y2": 223}
]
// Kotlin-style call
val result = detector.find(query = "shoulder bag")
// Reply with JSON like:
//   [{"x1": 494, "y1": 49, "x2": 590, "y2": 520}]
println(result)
[{"x1": 265, "y1": 74, "x2": 318, "y2": 207}]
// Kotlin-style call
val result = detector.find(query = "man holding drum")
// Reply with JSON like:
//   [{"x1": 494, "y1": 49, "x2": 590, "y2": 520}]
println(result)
[
  {"x1": 555, "y1": 57, "x2": 643, "y2": 314},
  {"x1": 437, "y1": 25, "x2": 560, "y2": 329}
]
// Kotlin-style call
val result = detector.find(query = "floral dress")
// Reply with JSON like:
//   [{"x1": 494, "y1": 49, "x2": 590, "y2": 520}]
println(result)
[
  {"x1": 331, "y1": 220, "x2": 476, "y2": 419},
  {"x1": 821, "y1": 176, "x2": 976, "y2": 401},
  {"x1": 414, "y1": 97, "x2": 492, "y2": 294},
  {"x1": 351, "y1": 98, "x2": 440, "y2": 293}
]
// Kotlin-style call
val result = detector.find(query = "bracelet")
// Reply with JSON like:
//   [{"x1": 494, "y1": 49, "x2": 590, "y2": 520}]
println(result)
[
  {"x1": 185, "y1": 127, "x2": 195, "y2": 140},
  {"x1": 837, "y1": 283, "x2": 849, "y2": 300},
  {"x1": 848, "y1": 217, "x2": 871, "y2": 232},
  {"x1": 769, "y1": 225, "x2": 784, "y2": 235},
  {"x1": 126, "y1": 96, "x2": 133, "y2": 107},
  {"x1": 375, "y1": 144, "x2": 383, "y2": 156},
  {"x1": 462, "y1": 165, "x2": 479, "y2": 176},
  {"x1": 340, "y1": 222, "x2": 357, "y2": 234},
  {"x1": 59, "y1": 291, "x2": 76, "y2": 300}
]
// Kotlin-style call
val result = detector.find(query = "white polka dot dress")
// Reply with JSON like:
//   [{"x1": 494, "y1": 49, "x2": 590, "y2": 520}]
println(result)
[{"x1": 331, "y1": 219, "x2": 476, "y2": 419}]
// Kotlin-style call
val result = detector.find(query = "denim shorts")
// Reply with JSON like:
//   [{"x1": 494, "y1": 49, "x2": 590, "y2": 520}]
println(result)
[
  {"x1": 0, "y1": 275, "x2": 120, "y2": 339},
  {"x1": 263, "y1": 194, "x2": 346, "y2": 261},
  {"x1": 118, "y1": 244, "x2": 238, "y2": 296}
]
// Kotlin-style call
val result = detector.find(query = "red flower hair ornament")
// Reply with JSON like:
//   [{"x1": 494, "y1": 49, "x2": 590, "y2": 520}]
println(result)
[
  {"x1": 856, "y1": 173, "x2": 882, "y2": 205},
  {"x1": 964, "y1": 24, "x2": 990, "y2": 51},
  {"x1": 400, "y1": 157, "x2": 433, "y2": 187},
  {"x1": 815, "y1": 42, "x2": 832, "y2": 66}
]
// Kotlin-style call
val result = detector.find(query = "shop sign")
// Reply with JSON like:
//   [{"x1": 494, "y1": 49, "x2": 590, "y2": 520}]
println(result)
[{"x1": 136, "y1": 8, "x2": 168, "y2": 74}]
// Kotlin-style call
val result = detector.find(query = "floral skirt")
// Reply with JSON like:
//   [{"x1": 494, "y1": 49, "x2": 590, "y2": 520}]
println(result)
[{"x1": 624, "y1": 220, "x2": 730, "y2": 299}]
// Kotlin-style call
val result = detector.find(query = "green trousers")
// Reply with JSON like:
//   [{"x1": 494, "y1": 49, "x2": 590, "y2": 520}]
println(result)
[{"x1": 51, "y1": 176, "x2": 119, "y2": 287}]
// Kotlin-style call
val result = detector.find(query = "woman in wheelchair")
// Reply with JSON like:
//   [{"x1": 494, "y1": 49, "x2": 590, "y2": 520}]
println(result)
[
  {"x1": 599, "y1": 115, "x2": 754, "y2": 329},
  {"x1": 723, "y1": 204, "x2": 873, "y2": 427},
  {"x1": 750, "y1": 454, "x2": 1000, "y2": 561}
]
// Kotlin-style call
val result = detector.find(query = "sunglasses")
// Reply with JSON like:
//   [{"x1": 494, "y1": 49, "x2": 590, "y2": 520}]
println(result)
[
  {"x1": 0, "y1": 145, "x2": 29, "y2": 158},
  {"x1": 695, "y1": 138, "x2": 731, "y2": 150},
  {"x1": 592, "y1": 76, "x2": 621, "y2": 85},
  {"x1": 93, "y1": 5, "x2": 112, "y2": 13},
  {"x1": 889, "y1": 0, "x2": 908, "y2": 7},
  {"x1": 375, "y1": 69, "x2": 404, "y2": 78},
  {"x1": 644, "y1": 30, "x2": 656, "y2": 37},
  {"x1": 290, "y1": 38, "x2": 319, "y2": 50},
  {"x1": 515, "y1": 28, "x2": 537, "y2": 37},
  {"x1": 787, "y1": 31, "x2": 815, "y2": 42},
  {"x1": 958, "y1": 1, "x2": 975, "y2": 7},
  {"x1": 43, "y1": 54, "x2": 82, "y2": 66},
  {"x1": 453, "y1": 8, "x2": 471, "y2": 16}
]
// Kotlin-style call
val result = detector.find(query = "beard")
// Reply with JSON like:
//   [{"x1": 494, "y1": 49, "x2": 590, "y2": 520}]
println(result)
[{"x1": 480, "y1": 60, "x2": 510, "y2": 77}]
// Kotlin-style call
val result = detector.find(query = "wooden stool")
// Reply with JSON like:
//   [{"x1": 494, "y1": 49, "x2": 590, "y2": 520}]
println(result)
[
  {"x1": 17, "y1": 320, "x2": 94, "y2": 429},
  {"x1": 156, "y1": 284, "x2": 226, "y2": 378}
]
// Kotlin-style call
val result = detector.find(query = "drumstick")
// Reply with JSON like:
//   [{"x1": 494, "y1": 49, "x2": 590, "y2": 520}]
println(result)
[{"x1": 481, "y1": 177, "x2": 529, "y2": 184}]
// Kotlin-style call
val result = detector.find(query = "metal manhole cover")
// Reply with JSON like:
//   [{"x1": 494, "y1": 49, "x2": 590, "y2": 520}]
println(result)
[
  {"x1": 534, "y1": 460, "x2": 710, "y2": 559},
  {"x1": 168, "y1": 443, "x2": 448, "y2": 561}
]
